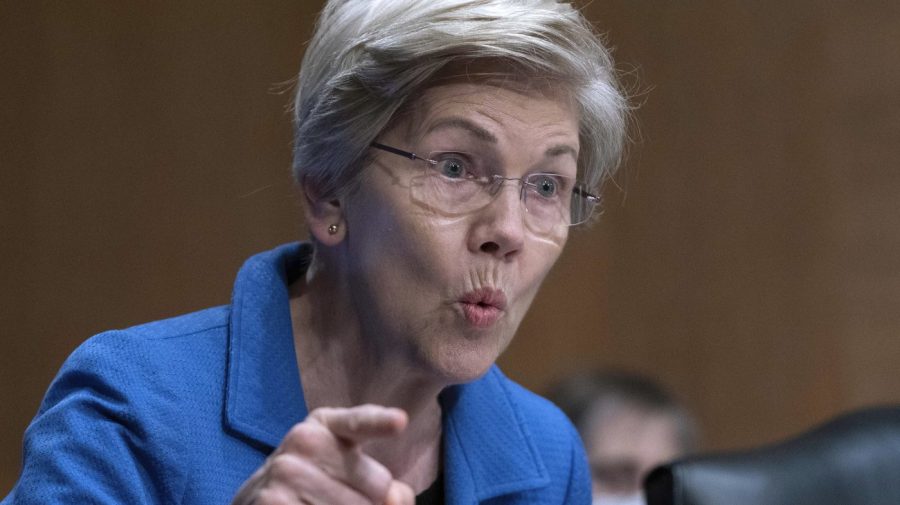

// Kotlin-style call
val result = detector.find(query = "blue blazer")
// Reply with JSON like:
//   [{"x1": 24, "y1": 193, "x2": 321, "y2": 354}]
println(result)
[{"x1": 4, "y1": 243, "x2": 590, "y2": 504}]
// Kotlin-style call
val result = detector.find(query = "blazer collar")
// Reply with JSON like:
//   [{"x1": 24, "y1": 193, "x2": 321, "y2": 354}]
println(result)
[
  {"x1": 224, "y1": 242, "x2": 311, "y2": 449},
  {"x1": 442, "y1": 369, "x2": 551, "y2": 503}
]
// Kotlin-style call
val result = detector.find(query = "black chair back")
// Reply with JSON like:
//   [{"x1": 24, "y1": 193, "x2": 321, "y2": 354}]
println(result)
[{"x1": 644, "y1": 406, "x2": 900, "y2": 505}]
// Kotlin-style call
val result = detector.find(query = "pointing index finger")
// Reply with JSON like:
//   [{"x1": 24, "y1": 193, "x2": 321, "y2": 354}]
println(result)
[{"x1": 310, "y1": 404, "x2": 408, "y2": 445}]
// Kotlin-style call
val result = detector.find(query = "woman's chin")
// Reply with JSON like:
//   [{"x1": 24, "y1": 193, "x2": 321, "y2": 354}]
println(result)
[{"x1": 423, "y1": 336, "x2": 509, "y2": 385}]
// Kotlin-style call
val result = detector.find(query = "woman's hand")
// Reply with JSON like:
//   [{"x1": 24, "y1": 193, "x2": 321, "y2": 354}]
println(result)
[{"x1": 231, "y1": 404, "x2": 416, "y2": 505}]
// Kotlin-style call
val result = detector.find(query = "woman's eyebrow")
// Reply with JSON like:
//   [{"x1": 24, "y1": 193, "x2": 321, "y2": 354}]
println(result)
[
  {"x1": 426, "y1": 117, "x2": 497, "y2": 143},
  {"x1": 545, "y1": 144, "x2": 578, "y2": 161}
]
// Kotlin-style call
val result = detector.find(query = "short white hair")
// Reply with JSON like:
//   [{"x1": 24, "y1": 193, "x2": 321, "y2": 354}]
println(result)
[{"x1": 293, "y1": 0, "x2": 629, "y2": 200}]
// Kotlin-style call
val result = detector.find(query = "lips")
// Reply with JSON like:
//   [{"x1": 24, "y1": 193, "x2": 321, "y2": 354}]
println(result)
[{"x1": 458, "y1": 288, "x2": 507, "y2": 328}]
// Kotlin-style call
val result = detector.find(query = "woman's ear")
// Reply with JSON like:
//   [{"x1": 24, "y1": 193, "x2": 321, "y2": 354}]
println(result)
[{"x1": 300, "y1": 180, "x2": 346, "y2": 246}]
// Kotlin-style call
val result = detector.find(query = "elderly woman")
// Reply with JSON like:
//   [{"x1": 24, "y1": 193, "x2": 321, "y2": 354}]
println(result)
[{"x1": 4, "y1": 0, "x2": 628, "y2": 504}]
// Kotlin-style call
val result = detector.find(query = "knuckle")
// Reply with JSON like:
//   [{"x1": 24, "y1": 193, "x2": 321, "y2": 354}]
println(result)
[
  {"x1": 357, "y1": 404, "x2": 383, "y2": 419},
  {"x1": 345, "y1": 415, "x2": 361, "y2": 433},
  {"x1": 254, "y1": 487, "x2": 293, "y2": 505},
  {"x1": 284, "y1": 422, "x2": 327, "y2": 453},
  {"x1": 308, "y1": 406, "x2": 337, "y2": 424},
  {"x1": 346, "y1": 456, "x2": 393, "y2": 501},
  {"x1": 266, "y1": 454, "x2": 301, "y2": 482},
  {"x1": 365, "y1": 465, "x2": 393, "y2": 497}
]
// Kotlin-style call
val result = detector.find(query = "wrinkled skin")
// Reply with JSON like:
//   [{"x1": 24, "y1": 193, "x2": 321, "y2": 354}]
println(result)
[{"x1": 232, "y1": 82, "x2": 580, "y2": 504}]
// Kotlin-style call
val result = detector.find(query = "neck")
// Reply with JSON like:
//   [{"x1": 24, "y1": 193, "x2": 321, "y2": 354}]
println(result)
[{"x1": 288, "y1": 253, "x2": 444, "y2": 492}]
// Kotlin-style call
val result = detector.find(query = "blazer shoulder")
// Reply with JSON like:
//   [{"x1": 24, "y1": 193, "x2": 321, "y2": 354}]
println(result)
[{"x1": 47, "y1": 305, "x2": 231, "y2": 411}]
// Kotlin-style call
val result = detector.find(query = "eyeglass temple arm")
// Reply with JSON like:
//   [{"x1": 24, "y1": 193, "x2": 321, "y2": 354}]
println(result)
[
  {"x1": 573, "y1": 185, "x2": 600, "y2": 202},
  {"x1": 370, "y1": 142, "x2": 436, "y2": 165},
  {"x1": 371, "y1": 142, "x2": 412, "y2": 158}
]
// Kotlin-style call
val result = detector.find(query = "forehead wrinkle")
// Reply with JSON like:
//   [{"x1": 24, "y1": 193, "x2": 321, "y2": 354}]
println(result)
[
  {"x1": 425, "y1": 116, "x2": 497, "y2": 144},
  {"x1": 421, "y1": 85, "x2": 531, "y2": 139},
  {"x1": 473, "y1": 96, "x2": 580, "y2": 159},
  {"x1": 399, "y1": 84, "x2": 578, "y2": 164}
]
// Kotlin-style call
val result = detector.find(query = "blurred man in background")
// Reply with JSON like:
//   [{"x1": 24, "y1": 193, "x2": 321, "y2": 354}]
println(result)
[{"x1": 547, "y1": 370, "x2": 700, "y2": 505}]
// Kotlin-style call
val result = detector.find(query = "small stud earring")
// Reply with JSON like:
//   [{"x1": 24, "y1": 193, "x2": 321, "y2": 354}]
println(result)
[{"x1": 327, "y1": 224, "x2": 339, "y2": 235}]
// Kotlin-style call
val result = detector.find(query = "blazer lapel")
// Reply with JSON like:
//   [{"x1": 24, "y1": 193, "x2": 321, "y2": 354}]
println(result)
[
  {"x1": 442, "y1": 369, "x2": 550, "y2": 504},
  {"x1": 224, "y1": 243, "x2": 312, "y2": 450}
]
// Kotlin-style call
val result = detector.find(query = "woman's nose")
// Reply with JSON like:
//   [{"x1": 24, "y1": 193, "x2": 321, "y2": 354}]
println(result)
[{"x1": 468, "y1": 181, "x2": 526, "y2": 259}]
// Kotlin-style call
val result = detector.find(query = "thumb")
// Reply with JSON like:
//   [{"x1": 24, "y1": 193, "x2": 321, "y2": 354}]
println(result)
[{"x1": 384, "y1": 480, "x2": 415, "y2": 505}]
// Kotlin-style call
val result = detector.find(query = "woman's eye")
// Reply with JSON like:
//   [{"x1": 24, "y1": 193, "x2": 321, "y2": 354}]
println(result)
[
  {"x1": 437, "y1": 158, "x2": 468, "y2": 178},
  {"x1": 533, "y1": 175, "x2": 560, "y2": 197}
]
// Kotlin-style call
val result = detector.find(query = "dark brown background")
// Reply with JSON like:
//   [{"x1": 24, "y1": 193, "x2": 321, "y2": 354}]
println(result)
[{"x1": 3, "y1": 1, "x2": 900, "y2": 493}]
